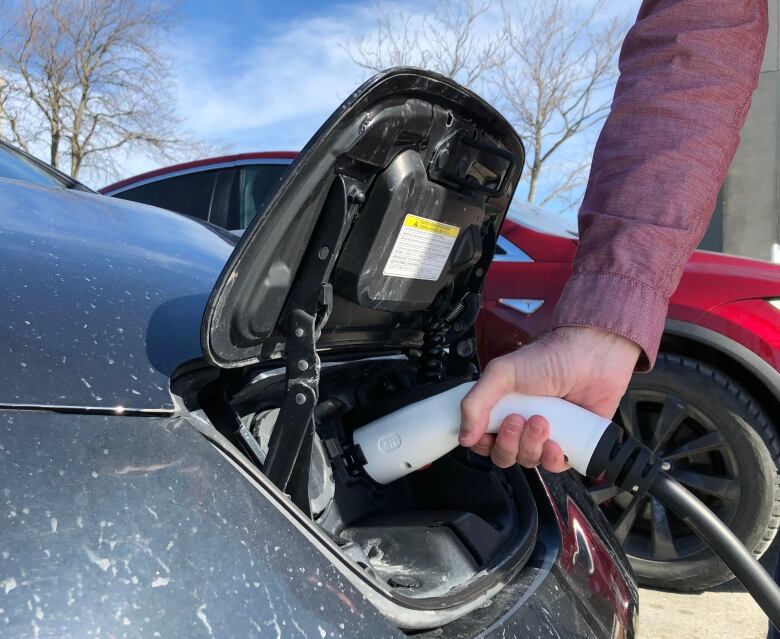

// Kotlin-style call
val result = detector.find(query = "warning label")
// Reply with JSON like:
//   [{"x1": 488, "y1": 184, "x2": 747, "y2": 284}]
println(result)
[{"x1": 383, "y1": 214, "x2": 460, "y2": 281}]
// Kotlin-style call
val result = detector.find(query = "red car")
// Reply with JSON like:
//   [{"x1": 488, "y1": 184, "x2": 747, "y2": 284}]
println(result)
[{"x1": 103, "y1": 151, "x2": 780, "y2": 592}]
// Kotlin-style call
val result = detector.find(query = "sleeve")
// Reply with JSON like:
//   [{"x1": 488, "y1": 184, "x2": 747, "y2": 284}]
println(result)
[{"x1": 550, "y1": 0, "x2": 768, "y2": 370}]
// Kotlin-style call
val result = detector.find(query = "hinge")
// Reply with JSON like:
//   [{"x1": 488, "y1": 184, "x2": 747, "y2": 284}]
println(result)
[
  {"x1": 262, "y1": 307, "x2": 321, "y2": 515},
  {"x1": 261, "y1": 174, "x2": 363, "y2": 513}
]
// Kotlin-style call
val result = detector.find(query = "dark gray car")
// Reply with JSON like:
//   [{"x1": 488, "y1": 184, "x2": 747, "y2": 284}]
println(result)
[{"x1": 0, "y1": 69, "x2": 636, "y2": 638}]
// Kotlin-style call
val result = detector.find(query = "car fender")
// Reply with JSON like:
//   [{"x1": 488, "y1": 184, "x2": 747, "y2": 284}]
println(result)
[
  {"x1": 665, "y1": 318, "x2": 780, "y2": 409},
  {"x1": 0, "y1": 409, "x2": 399, "y2": 638}
]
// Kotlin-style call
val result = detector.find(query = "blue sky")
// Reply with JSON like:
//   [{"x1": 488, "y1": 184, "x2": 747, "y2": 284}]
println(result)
[
  {"x1": 110, "y1": 0, "x2": 642, "y2": 210},
  {"x1": 156, "y1": 1, "x2": 402, "y2": 161}
]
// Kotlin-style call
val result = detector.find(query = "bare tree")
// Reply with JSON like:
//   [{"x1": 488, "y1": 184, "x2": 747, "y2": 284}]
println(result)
[
  {"x1": 0, "y1": 75, "x2": 26, "y2": 150},
  {"x1": 0, "y1": 0, "x2": 200, "y2": 180},
  {"x1": 496, "y1": 0, "x2": 627, "y2": 205},
  {"x1": 344, "y1": 0, "x2": 630, "y2": 208},
  {"x1": 344, "y1": 0, "x2": 505, "y2": 91}
]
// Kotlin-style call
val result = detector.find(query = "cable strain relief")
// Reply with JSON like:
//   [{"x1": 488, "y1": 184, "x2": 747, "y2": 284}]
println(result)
[
  {"x1": 585, "y1": 422, "x2": 623, "y2": 479},
  {"x1": 586, "y1": 422, "x2": 666, "y2": 499}
]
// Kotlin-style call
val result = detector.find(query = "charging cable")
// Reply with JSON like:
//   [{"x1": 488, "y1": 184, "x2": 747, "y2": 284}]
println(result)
[{"x1": 352, "y1": 381, "x2": 780, "y2": 630}]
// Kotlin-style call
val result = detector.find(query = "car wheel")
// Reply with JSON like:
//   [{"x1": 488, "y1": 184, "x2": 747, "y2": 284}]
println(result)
[{"x1": 587, "y1": 353, "x2": 780, "y2": 592}]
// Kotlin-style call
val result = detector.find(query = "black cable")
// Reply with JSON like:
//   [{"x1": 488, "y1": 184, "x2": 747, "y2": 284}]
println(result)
[
  {"x1": 650, "y1": 473, "x2": 780, "y2": 632},
  {"x1": 585, "y1": 425, "x2": 780, "y2": 630}
]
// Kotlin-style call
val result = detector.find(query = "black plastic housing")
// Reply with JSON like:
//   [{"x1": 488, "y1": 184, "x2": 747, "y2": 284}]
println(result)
[
  {"x1": 334, "y1": 149, "x2": 485, "y2": 312},
  {"x1": 201, "y1": 68, "x2": 525, "y2": 368}
]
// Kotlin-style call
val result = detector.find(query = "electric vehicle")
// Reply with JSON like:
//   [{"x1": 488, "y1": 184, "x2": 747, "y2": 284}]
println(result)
[
  {"x1": 0, "y1": 70, "x2": 636, "y2": 638},
  {"x1": 104, "y1": 144, "x2": 780, "y2": 595}
]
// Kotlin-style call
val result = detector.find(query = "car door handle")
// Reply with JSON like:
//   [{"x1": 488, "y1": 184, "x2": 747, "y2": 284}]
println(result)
[{"x1": 498, "y1": 298, "x2": 544, "y2": 315}]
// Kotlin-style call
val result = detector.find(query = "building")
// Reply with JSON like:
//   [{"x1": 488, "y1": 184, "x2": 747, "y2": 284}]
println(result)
[{"x1": 703, "y1": 1, "x2": 780, "y2": 261}]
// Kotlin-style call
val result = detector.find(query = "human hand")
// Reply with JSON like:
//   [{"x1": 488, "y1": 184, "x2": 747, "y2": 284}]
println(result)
[{"x1": 459, "y1": 326, "x2": 641, "y2": 472}]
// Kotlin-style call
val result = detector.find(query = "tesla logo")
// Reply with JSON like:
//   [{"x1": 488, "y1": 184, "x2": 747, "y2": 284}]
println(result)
[{"x1": 378, "y1": 433, "x2": 402, "y2": 452}]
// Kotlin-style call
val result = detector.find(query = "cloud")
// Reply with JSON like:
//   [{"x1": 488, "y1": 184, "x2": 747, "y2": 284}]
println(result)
[
  {"x1": 104, "y1": 2, "x2": 395, "y2": 183},
  {"x1": 168, "y1": 5, "x2": 385, "y2": 148},
  {"x1": 105, "y1": 0, "x2": 643, "y2": 203}
]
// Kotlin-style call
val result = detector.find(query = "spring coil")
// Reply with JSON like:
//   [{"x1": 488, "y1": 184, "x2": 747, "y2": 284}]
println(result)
[
  {"x1": 443, "y1": 301, "x2": 466, "y2": 324},
  {"x1": 419, "y1": 301, "x2": 466, "y2": 383}
]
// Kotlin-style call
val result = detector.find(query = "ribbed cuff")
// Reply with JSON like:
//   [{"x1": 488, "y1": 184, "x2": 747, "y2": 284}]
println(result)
[{"x1": 551, "y1": 272, "x2": 668, "y2": 371}]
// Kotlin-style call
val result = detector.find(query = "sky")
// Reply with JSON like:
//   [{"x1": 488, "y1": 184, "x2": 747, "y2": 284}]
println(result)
[{"x1": 106, "y1": 0, "x2": 643, "y2": 210}]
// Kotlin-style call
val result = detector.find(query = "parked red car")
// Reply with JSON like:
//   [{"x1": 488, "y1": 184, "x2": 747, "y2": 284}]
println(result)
[{"x1": 103, "y1": 151, "x2": 780, "y2": 592}]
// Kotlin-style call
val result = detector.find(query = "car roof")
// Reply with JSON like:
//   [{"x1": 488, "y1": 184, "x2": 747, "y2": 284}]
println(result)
[{"x1": 100, "y1": 151, "x2": 298, "y2": 194}]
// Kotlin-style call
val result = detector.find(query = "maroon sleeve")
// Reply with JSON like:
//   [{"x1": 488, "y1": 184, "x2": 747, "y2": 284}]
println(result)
[{"x1": 550, "y1": 0, "x2": 768, "y2": 370}]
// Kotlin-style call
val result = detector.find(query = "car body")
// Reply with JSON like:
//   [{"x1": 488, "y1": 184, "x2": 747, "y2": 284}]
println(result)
[
  {"x1": 480, "y1": 204, "x2": 780, "y2": 373},
  {"x1": 105, "y1": 136, "x2": 780, "y2": 592},
  {"x1": 0, "y1": 138, "x2": 91, "y2": 192},
  {"x1": 1, "y1": 69, "x2": 637, "y2": 637}
]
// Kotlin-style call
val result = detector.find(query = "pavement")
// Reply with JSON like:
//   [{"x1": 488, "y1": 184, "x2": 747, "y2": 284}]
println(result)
[
  {"x1": 639, "y1": 585, "x2": 766, "y2": 638},
  {"x1": 637, "y1": 548, "x2": 777, "y2": 638}
]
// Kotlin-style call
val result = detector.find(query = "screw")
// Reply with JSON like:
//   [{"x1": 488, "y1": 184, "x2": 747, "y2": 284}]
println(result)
[
  {"x1": 456, "y1": 339, "x2": 475, "y2": 358},
  {"x1": 294, "y1": 327, "x2": 304, "y2": 338},
  {"x1": 348, "y1": 186, "x2": 365, "y2": 204},
  {"x1": 297, "y1": 359, "x2": 309, "y2": 371},
  {"x1": 475, "y1": 268, "x2": 484, "y2": 277},
  {"x1": 318, "y1": 246, "x2": 330, "y2": 260},
  {"x1": 661, "y1": 461, "x2": 672, "y2": 471},
  {"x1": 295, "y1": 393, "x2": 306, "y2": 405},
  {"x1": 631, "y1": 485, "x2": 639, "y2": 493}
]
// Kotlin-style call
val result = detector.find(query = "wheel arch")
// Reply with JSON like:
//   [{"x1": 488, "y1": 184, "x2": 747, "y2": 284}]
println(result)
[{"x1": 661, "y1": 319, "x2": 780, "y2": 443}]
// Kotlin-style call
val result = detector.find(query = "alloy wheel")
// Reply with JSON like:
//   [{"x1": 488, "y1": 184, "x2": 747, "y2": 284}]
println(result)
[{"x1": 588, "y1": 389, "x2": 741, "y2": 563}]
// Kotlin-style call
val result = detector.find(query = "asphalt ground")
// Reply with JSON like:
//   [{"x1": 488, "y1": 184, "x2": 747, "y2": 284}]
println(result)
[{"x1": 637, "y1": 546, "x2": 778, "y2": 638}]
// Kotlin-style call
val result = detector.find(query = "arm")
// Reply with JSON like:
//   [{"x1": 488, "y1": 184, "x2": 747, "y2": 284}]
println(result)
[
  {"x1": 554, "y1": 0, "x2": 768, "y2": 371},
  {"x1": 460, "y1": 0, "x2": 768, "y2": 470}
]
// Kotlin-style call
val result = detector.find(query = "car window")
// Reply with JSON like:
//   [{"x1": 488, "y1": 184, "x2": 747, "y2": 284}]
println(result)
[
  {"x1": 0, "y1": 143, "x2": 67, "y2": 188},
  {"x1": 208, "y1": 168, "x2": 238, "y2": 230},
  {"x1": 113, "y1": 170, "x2": 219, "y2": 221},
  {"x1": 239, "y1": 164, "x2": 288, "y2": 228}
]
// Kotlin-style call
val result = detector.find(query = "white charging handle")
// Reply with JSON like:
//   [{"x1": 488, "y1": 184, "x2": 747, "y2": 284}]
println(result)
[{"x1": 352, "y1": 381, "x2": 612, "y2": 484}]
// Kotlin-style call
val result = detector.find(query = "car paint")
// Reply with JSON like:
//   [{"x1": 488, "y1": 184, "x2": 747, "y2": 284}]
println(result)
[
  {"x1": 696, "y1": 298, "x2": 780, "y2": 371},
  {"x1": 480, "y1": 215, "x2": 780, "y2": 370},
  {"x1": 1, "y1": 155, "x2": 637, "y2": 636},
  {"x1": 0, "y1": 409, "x2": 400, "y2": 638},
  {"x1": 0, "y1": 178, "x2": 233, "y2": 410}
]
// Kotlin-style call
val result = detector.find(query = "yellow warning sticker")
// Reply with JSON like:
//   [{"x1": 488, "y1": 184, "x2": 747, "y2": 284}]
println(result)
[
  {"x1": 383, "y1": 213, "x2": 460, "y2": 281},
  {"x1": 403, "y1": 214, "x2": 460, "y2": 237}
]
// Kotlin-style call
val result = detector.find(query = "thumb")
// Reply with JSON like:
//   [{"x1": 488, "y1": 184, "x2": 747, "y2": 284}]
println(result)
[{"x1": 459, "y1": 359, "x2": 515, "y2": 447}]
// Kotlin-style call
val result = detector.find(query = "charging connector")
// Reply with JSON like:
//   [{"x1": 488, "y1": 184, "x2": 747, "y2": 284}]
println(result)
[{"x1": 351, "y1": 381, "x2": 780, "y2": 630}]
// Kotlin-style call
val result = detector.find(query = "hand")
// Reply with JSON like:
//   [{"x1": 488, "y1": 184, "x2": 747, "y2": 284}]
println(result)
[{"x1": 459, "y1": 326, "x2": 641, "y2": 472}]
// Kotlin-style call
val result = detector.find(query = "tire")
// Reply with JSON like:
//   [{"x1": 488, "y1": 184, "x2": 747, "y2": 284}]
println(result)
[{"x1": 588, "y1": 353, "x2": 780, "y2": 592}]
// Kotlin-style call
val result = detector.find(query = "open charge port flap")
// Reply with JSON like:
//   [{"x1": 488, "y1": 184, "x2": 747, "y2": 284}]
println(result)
[{"x1": 334, "y1": 149, "x2": 485, "y2": 313}]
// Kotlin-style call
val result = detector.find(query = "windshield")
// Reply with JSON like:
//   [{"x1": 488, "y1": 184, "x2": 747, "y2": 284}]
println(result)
[
  {"x1": 506, "y1": 198, "x2": 578, "y2": 239},
  {"x1": 0, "y1": 142, "x2": 71, "y2": 189}
]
